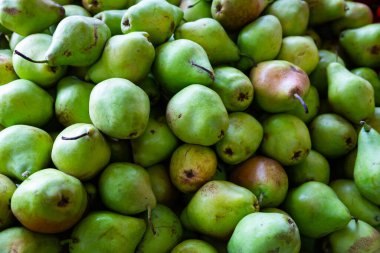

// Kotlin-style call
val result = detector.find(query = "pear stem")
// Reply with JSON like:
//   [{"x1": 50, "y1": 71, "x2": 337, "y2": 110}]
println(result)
[
  {"x1": 14, "y1": 50, "x2": 48, "y2": 64},
  {"x1": 293, "y1": 93, "x2": 309, "y2": 114},
  {"x1": 360, "y1": 120, "x2": 371, "y2": 132},
  {"x1": 190, "y1": 61, "x2": 215, "y2": 81},
  {"x1": 61, "y1": 131, "x2": 89, "y2": 140},
  {"x1": 147, "y1": 205, "x2": 157, "y2": 235},
  {"x1": 188, "y1": 0, "x2": 202, "y2": 8}
]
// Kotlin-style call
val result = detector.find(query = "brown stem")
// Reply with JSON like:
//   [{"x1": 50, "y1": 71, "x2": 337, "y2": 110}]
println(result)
[
  {"x1": 360, "y1": 120, "x2": 371, "y2": 132},
  {"x1": 14, "y1": 50, "x2": 48, "y2": 64},
  {"x1": 190, "y1": 61, "x2": 215, "y2": 81},
  {"x1": 61, "y1": 132, "x2": 89, "y2": 140},
  {"x1": 147, "y1": 205, "x2": 157, "y2": 235},
  {"x1": 294, "y1": 93, "x2": 308, "y2": 114},
  {"x1": 188, "y1": 0, "x2": 201, "y2": 8}
]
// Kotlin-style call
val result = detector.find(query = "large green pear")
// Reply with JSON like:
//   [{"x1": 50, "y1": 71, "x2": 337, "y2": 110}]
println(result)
[
  {"x1": 0, "y1": 174, "x2": 16, "y2": 230},
  {"x1": 0, "y1": 226, "x2": 63, "y2": 253},
  {"x1": 166, "y1": 84, "x2": 229, "y2": 146},
  {"x1": 354, "y1": 123, "x2": 380, "y2": 205},
  {"x1": 283, "y1": 181, "x2": 352, "y2": 238},
  {"x1": 0, "y1": 0, "x2": 65, "y2": 36},
  {"x1": 0, "y1": 79, "x2": 54, "y2": 127},
  {"x1": 13, "y1": 33, "x2": 67, "y2": 87},
  {"x1": 51, "y1": 123, "x2": 111, "y2": 181},
  {"x1": 327, "y1": 62, "x2": 375, "y2": 124},
  {"x1": 11, "y1": 168, "x2": 88, "y2": 234},
  {"x1": 174, "y1": 18, "x2": 240, "y2": 65},
  {"x1": 87, "y1": 32, "x2": 155, "y2": 84},
  {"x1": 0, "y1": 125, "x2": 53, "y2": 181},
  {"x1": 98, "y1": 162, "x2": 157, "y2": 215},
  {"x1": 69, "y1": 211, "x2": 146, "y2": 253},
  {"x1": 183, "y1": 180, "x2": 259, "y2": 239},
  {"x1": 152, "y1": 39, "x2": 214, "y2": 95},
  {"x1": 0, "y1": 49, "x2": 18, "y2": 85},
  {"x1": 89, "y1": 78, "x2": 150, "y2": 139},
  {"x1": 227, "y1": 212, "x2": 301, "y2": 253}
]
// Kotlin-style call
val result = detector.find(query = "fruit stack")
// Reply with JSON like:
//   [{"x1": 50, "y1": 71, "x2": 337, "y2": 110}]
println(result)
[{"x1": 0, "y1": 0, "x2": 380, "y2": 252}]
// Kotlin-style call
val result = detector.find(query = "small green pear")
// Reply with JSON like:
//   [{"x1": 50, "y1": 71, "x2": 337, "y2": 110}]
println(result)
[
  {"x1": 0, "y1": 49, "x2": 18, "y2": 85},
  {"x1": 106, "y1": 137, "x2": 133, "y2": 163},
  {"x1": 82, "y1": 0, "x2": 132, "y2": 14},
  {"x1": 94, "y1": 9, "x2": 125, "y2": 35},
  {"x1": 343, "y1": 148, "x2": 357, "y2": 179},
  {"x1": 0, "y1": 174, "x2": 16, "y2": 230},
  {"x1": 137, "y1": 74, "x2": 161, "y2": 106},
  {"x1": 48, "y1": 4, "x2": 92, "y2": 33},
  {"x1": 9, "y1": 32, "x2": 25, "y2": 51},
  {"x1": 180, "y1": 0, "x2": 212, "y2": 22},
  {"x1": 304, "y1": 0, "x2": 346, "y2": 26},
  {"x1": 171, "y1": 239, "x2": 218, "y2": 253},
  {"x1": 351, "y1": 67, "x2": 380, "y2": 107}
]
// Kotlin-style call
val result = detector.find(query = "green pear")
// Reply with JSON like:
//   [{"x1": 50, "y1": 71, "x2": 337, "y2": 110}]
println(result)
[
  {"x1": 309, "y1": 113, "x2": 357, "y2": 158},
  {"x1": 98, "y1": 162, "x2": 157, "y2": 215},
  {"x1": 227, "y1": 212, "x2": 301, "y2": 253},
  {"x1": 343, "y1": 148, "x2": 357, "y2": 179},
  {"x1": 131, "y1": 116, "x2": 179, "y2": 168},
  {"x1": 0, "y1": 79, "x2": 54, "y2": 127},
  {"x1": 215, "y1": 112, "x2": 263, "y2": 165},
  {"x1": 249, "y1": 60, "x2": 310, "y2": 114},
  {"x1": 0, "y1": 226, "x2": 63, "y2": 253},
  {"x1": 174, "y1": 18, "x2": 240, "y2": 65},
  {"x1": 121, "y1": 0, "x2": 183, "y2": 45},
  {"x1": 106, "y1": 137, "x2": 133, "y2": 163},
  {"x1": 286, "y1": 150, "x2": 330, "y2": 186},
  {"x1": 339, "y1": 24, "x2": 380, "y2": 68},
  {"x1": 69, "y1": 211, "x2": 146, "y2": 253},
  {"x1": 327, "y1": 62, "x2": 375, "y2": 124},
  {"x1": 137, "y1": 204, "x2": 183, "y2": 253},
  {"x1": 82, "y1": 0, "x2": 132, "y2": 14},
  {"x1": 264, "y1": 0, "x2": 309, "y2": 36},
  {"x1": 89, "y1": 78, "x2": 150, "y2": 139},
  {"x1": 304, "y1": 0, "x2": 346, "y2": 26},
  {"x1": 260, "y1": 114, "x2": 311, "y2": 166},
  {"x1": 237, "y1": 15, "x2": 282, "y2": 66},
  {"x1": 166, "y1": 84, "x2": 229, "y2": 146},
  {"x1": 183, "y1": 180, "x2": 259, "y2": 239},
  {"x1": 0, "y1": 125, "x2": 53, "y2": 181},
  {"x1": 94, "y1": 9, "x2": 125, "y2": 35},
  {"x1": 276, "y1": 36, "x2": 319, "y2": 75},
  {"x1": 230, "y1": 155, "x2": 288, "y2": 208},
  {"x1": 87, "y1": 32, "x2": 155, "y2": 84},
  {"x1": 209, "y1": 66, "x2": 253, "y2": 112},
  {"x1": 137, "y1": 74, "x2": 161, "y2": 106},
  {"x1": 324, "y1": 219, "x2": 380, "y2": 253},
  {"x1": 283, "y1": 181, "x2": 352, "y2": 238},
  {"x1": 0, "y1": 174, "x2": 16, "y2": 230},
  {"x1": 55, "y1": 76, "x2": 94, "y2": 127},
  {"x1": 351, "y1": 67, "x2": 380, "y2": 107},
  {"x1": 354, "y1": 122, "x2": 380, "y2": 205},
  {"x1": 180, "y1": 0, "x2": 212, "y2": 22},
  {"x1": 11, "y1": 168, "x2": 88, "y2": 233},
  {"x1": 286, "y1": 85, "x2": 320, "y2": 124},
  {"x1": 9, "y1": 32, "x2": 25, "y2": 51},
  {"x1": 170, "y1": 143, "x2": 217, "y2": 193},
  {"x1": 152, "y1": 39, "x2": 214, "y2": 95},
  {"x1": 0, "y1": 0, "x2": 65, "y2": 36},
  {"x1": 171, "y1": 239, "x2": 218, "y2": 253},
  {"x1": 13, "y1": 33, "x2": 67, "y2": 87},
  {"x1": 0, "y1": 49, "x2": 18, "y2": 85},
  {"x1": 53, "y1": 0, "x2": 73, "y2": 4},
  {"x1": 330, "y1": 179, "x2": 380, "y2": 227},
  {"x1": 51, "y1": 123, "x2": 111, "y2": 181}
]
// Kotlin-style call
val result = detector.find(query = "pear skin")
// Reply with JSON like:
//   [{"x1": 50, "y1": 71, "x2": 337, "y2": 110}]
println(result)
[
  {"x1": 351, "y1": 67, "x2": 380, "y2": 107},
  {"x1": 0, "y1": 49, "x2": 18, "y2": 85},
  {"x1": 0, "y1": 174, "x2": 16, "y2": 230},
  {"x1": 171, "y1": 239, "x2": 218, "y2": 253}
]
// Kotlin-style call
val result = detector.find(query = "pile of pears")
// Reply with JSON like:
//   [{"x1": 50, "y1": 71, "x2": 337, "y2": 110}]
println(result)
[{"x1": 0, "y1": 0, "x2": 380, "y2": 252}]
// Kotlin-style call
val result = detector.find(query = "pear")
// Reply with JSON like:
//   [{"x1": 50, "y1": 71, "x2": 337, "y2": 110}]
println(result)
[
  {"x1": 180, "y1": 0, "x2": 212, "y2": 22},
  {"x1": 330, "y1": 179, "x2": 380, "y2": 227},
  {"x1": 183, "y1": 180, "x2": 259, "y2": 239},
  {"x1": 171, "y1": 239, "x2": 218, "y2": 253},
  {"x1": 136, "y1": 204, "x2": 183, "y2": 253},
  {"x1": 327, "y1": 62, "x2": 375, "y2": 124},
  {"x1": 69, "y1": 211, "x2": 146, "y2": 253},
  {"x1": 137, "y1": 74, "x2": 161, "y2": 106},
  {"x1": 121, "y1": 0, "x2": 183, "y2": 45},
  {"x1": 0, "y1": 49, "x2": 18, "y2": 85},
  {"x1": 82, "y1": 0, "x2": 132, "y2": 14},
  {"x1": 283, "y1": 181, "x2": 352, "y2": 238},
  {"x1": 0, "y1": 0, "x2": 65, "y2": 36},
  {"x1": 309, "y1": 113, "x2": 357, "y2": 158},
  {"x1": 354, "y1": 122, "x2": 380, "y2": 205},
  {"x1": 87, "y1": 32, "x2": 155, "y2": 84},
  {"x1": 166, "y1": 84, "x2": 229, "y2": 146},
  {"x1": 215, "y1": 112, "x2": 263, "y2": 165},
  {"x1": 260, "y1": 114, "x2": 311, "y2": 166},
  {"x1": 48, "y1": 4, "x2": 92, "y2": 34},
  {"x1": 343, "y1": 148, "x2": 357, "y2": 179},
  {"x1": 0, "y1": 125, "x2": 53, "y2": 181},
  {"x1": 339, "y1": 24, "x2": 380, "y2": 68},
  {"x1": 55, "y1": 76, "x2": 94, "y2": 127},
  {"x1": 286, "y1": 85, "x2": 320, "y2": 124},
  {"x1": 0, "y1": 174, "x2": 16, "y2": 230},
  {"x1": 249, "y1": 60, "x2": 310, "y2": 114},
  {"x1": 227, "y1": 212, "x2": 301, "y2": 253},
  {"x1": 8, "y1": 32, "x2": 25, "y2": 51},
  {"x1": 0, "y1": 226, "x2": 63, "y2": 253},
  {"x1": 174, "y1": 18, "x2": 240, "y2": 65},
  {"x1": 153, "y1": 39, "x2": 214, "y2": 95},
  {"x1": 286, "y1": 150, "x2": 330, "y2": 186},
  {"x1": 89, "y1": 78, "x2": 150, "y2": 139},
  {"x1": 237, "y1": 15, "x2": 282, "y2": 67},
  {"x1": 98, "y1": 162, "x2": 157, "y2": 215},
  {"x1": 94, "y1": 9, "x2": 125, "y2": 35},
  {"x1": 0, "y1": 79, "x2": 54, "y2": 127},
  {"x1": 106, "y1": 137, "x2": 133, "y2": 163},
  {"x1": 13, "y1": 33, "x2": 67, "y2": 87},
  {"x1": 304, "y1": 0, "x2": 346, "y2": 26},
  {"x1": 230, "y1": 155, "x2": 288, "y2": 208},
  {"x1": 351, "y1": 67, "x2": 380, "y2": 107},
  {"x1": 264, "y1": 0, "x2": 309, "y2": 36},
  {"x1": 11, "y1": 168, "x2": 88, "y2": 233},
  {"x1": 324, "y1": 219, "x2": 380, "y2": 253},
  {"x1": 131, "y1": 116, "x2": 179, "y2": 167},
  {"x1": 209, "y1": 66, "x2": 254, "y2": 112}
]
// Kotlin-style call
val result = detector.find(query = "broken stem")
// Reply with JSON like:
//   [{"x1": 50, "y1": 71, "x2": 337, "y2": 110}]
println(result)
[
  {"x1": 293, "y1": 93, "x2": 309, "y2": 114},
  {"x1": 14, "y1": 50, "x2": 48, "y2": 64}
]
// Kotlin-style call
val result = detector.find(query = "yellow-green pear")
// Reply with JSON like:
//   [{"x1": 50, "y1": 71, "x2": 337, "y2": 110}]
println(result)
[{"x1": 0, "y1": 49, "x2": 18, "y2": 85}]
